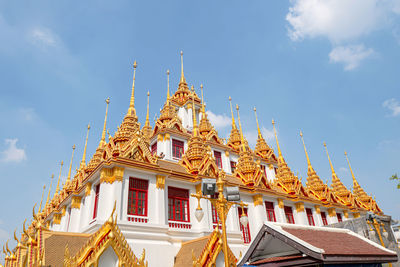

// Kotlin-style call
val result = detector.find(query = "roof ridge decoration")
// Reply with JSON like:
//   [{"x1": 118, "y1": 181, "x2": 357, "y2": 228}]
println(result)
[
  {"x1": 80, "y1": 124, "x2": 91, "y2": 170},
  {"x1": 272, "y1": 120, "x2": 306, "y2": 197},
  {"x1": 113, "y1": 61, "x2": 141, "y2": 146},
  {"x1": 234, "y1": 105, "x2": 270, "y2": 189},
  {"x1": 345, "y1": 151, "x2": 381, "y2": 213},
  {"x1": 226, "y1": 97, "x2": 242, "y2": 151},
  {"x1": 198, "y1": 84, "x2": 223, "y2": 144},
  {"x1": 180, "y1": 95, "x2": 219, "y2": 177},
  {"x1": 323, "y1": 142, "x2": 355, "y2": 208},
  {"x1": 299, "y1": 131, "x2": 331, "y2": 203},
  {"x1": 120, "y1": 130, "x2": 158, "y2": 164},
  {"x1": 65, "y1": 145, "x2": 76, "y2": 194},
  {"x1": 142, "y1": 91, "x2": 153, "y2": 142},
  {"x1": 64, "y1": 203, "x2": 148, "y2": 267},
  {"x1": 253, "y1": 107, "x2": 277, "y2": 162},
  {"x1": 192, "y1": 228, "x2": 237, "y2": 267}
]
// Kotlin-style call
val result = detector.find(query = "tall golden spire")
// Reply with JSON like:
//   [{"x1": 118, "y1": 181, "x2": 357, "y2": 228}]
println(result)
[
  {"x1": 80, "y1": 124, "x2": 90, "y2": 168},
  {"x1": 229, "y1": 97, "x2": 237, "y2": 129},
  {"x1": 344, "y1": 151, "x2": 357, "y2": 183},
  {"x1": 200, "y1": 84, "x2": 205, "y2": 114},
  {"x1": 55, "y1": 161, "x2": 64, "y2": 195},
  {"x1": 38, "y1": 185, "x2": 46, "y2": 213},
  {"x1": 180, "y1": 51, "x2": 186, "y2": 83},
  {"x1": 299, "y1": 131, "x2": 312, "y2": 167},
  {"x1": 323, "y1": 142, "x2": 336, "y2": 175},
  {"x1": 166, "y1": 69, "x2": 170, "y2": 104},
  {"x1": 128, "y1": 61, "x2": 137, "y2": 116},
  {"x1": 272, "y1": 119, "x2": 283, "y2": 159},
  {"x1": 45, "y1": 174, "x2": 54, "y2": 208},
  {"x1": 192, "y1": 95, "x2": 198, "y2": 136},
  {"x1": 66, "y1": 145, "x2": 75, "y2": 183},
  {"x1": 236, "y1": 104, "x2": 247, "y2": 152},
  {"x1": 254, "y1": 107, "x2": 262, "y2": 139},
  {"x1": 145, "y1": 91, "x2": 150, "y2": 127},
  {"x1": 100, "y1": 98, "x2": 110, "y2": 147}
]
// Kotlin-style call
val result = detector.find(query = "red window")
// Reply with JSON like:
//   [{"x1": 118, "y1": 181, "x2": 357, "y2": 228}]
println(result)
[
  {"x1": 230, "y1": 161, "x2": 236, "y2": 173},
  {"x1": 306, "y1": 208, "x2": 315, "y2": 226},
  {"x1": 168, "y1": 187, "x2": 190, "y2": 222},
  {"x1": 214, "y1": 151, "x2": 222, "y2": 168},
  {"x1": 261, "y1": 165, "x2": 267, "y2": 178},
  {"x1": 238, "y1": 207, "x2": 251, "y2": 243},
  {"x1": 151, "y1": 142, "x2": 157, "y2": 156},
  {"x1": 321, "y1": 212, "x2": 328, "y2": 226},
  {"x1": 337, "y1": 213, "x2": 343, "y2": 223},
  {"x1": 274, "y1": 167, "x2": 278, "y2": 174},
  {"x1": 93, "y1": 184, "x2": 100, "y2": 219},
  {"x1": 128, "y1": 178, "x2": 148, "y2": 216},
  {"x1": 211, "y1": 204, "x2": 219, "y2": 224},
  {"x1": 284, "y1": 206, "x2": 295, "y2": 224},
  {"x1": 265, "y1": 201, "x2": 276, "y2": 222},
  {"x1": 172, "y1": 139, "x2": 184, "y2": 159}
]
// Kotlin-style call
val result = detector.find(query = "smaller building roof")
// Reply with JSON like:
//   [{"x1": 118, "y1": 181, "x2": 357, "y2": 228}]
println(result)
[{"x1": 238, "y1": 222, "x2": 398, "y2": 266}]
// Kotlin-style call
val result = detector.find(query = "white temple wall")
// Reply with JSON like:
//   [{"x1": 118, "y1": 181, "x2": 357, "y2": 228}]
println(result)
[
  {"x1": 98, "y1": 246, "x2": 119, "y2": 267},
  {"x1": 69, "y1": 204, "x2": 81, "y2": 232},
  {"x1": 265, "y1": 167, "x2": 276, "y2": 182},
  {"x1": 80, "y1": 188, "x2": 93, "y2": 231}
]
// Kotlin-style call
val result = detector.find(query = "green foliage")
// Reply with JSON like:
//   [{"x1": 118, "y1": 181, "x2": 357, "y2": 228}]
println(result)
[{"x1": 390, "y1": 174, "x2": 400, "y2": 189}]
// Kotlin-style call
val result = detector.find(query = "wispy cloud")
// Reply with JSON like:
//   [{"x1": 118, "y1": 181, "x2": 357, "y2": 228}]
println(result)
[
  {"x1": 28, "y1": 27, "x2": 58, "y2": 48},
  {"x1": 0, "y1": 139, "x2": 27, "y2": 163},
  {"x1": 329, "y1": 45, "x2": 374, "y2": 71},
  {"x1": 206, "y1": 111, "x2": 231, "y2": 129},
  {"x1": 18, "y1": 108, "x2": 38, "y2": 121},
  {"x1": 245, "y1": 126, "x2": 275, "y2": 147},
  {"x1": 286, "y1": 0, "x2": 398, "y2": 70},
  {"x1": 339, "y1": 167, "x2": 348, "y2": 173},
  {"x1": 383, "y1": 98, "x2": 400, "y2": 116}
]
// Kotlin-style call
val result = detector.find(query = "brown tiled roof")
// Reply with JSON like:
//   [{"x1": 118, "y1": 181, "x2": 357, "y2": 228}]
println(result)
[
  {"x1": 43, "y1": 231, "x2": 91, "y2": 267},
  {"x1": 174, "y1": 236, "x2": 209, "y2": 267},
  {"x1": 282, "y1": 227, "x2": 394, "y2": 256},
  {"x1": 158, "y1": 159, "x2": 187, "y2": 173},
  {"x1": 251, "y1": 254, "x2": 303, "y2": 264}
]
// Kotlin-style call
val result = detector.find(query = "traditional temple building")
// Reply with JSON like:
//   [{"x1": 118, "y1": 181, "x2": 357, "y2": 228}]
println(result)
[{"x1": 2, "y1": 52, "x2": 382, "y2": 267}]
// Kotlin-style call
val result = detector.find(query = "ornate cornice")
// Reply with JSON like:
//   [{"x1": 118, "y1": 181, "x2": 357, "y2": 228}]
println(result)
[{"x1": 100, "y1": 166, "x2": 124, "y2": 184}]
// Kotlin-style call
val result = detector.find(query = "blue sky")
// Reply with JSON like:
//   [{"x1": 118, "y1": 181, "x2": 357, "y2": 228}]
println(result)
[{"x1": 0, "y1": 0, "x2": 400, "y2": 249}]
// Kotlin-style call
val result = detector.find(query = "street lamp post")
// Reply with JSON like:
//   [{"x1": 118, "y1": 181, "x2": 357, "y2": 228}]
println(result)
[{"x1": 192, "y1": 172, "x2": 248, "y2": 267}]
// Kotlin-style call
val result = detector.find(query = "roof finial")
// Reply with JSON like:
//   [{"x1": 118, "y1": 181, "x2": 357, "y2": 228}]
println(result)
[
  {"x1": 166, "y1": 69, "x2": 170, "y2": 105},
  {"x1": 38, "y1": 184, "x2": 46, "y2": 213},
  {"x1": 272, "y1": 119, "x2": 283, "y2": 158},
  {"x1": 128, "y1": 61, "x2": 137, "y2": 116},
  {"x1": 145, "y1": 91, "x2": 150, "y2": 127},
  {"x1": 180, "y1": 51, "x2": 186, "y2": 83},
  {"x1": 236, "y1": 104, "x2": 247, "y2": 152},
  {"x1": 45, "y1": 174, "x2": 54, "y2": 208},
  {"x1": 55, "y1": 161, "x2": 64, "y2": 195},
  {"x1": 299, "y1": 131, "x2": 312, "y2": 167},
  {"x1": 254, "y1": 107, "x2": 262, "y2": 139},
  {"x1": 80, "y1": 124, "x2": 90, "y2": 168},
  {"x1": 66, "y1": 145, "x2": 76, "y2": 182},
  {"x1": 344, "y1": 151, "x2": 357, "y2": 183},
  {"x1": 200, "y1": 84, "x2": 206, "y2": 115},
  {"x1": 323, "y1": 142, "x2": 336, "y2": 175},
  {"x1": 100, "y1": 98, "x2": 110, "y2": 146},
  {"x1": 229, "y1": 96, "x2": 237, "y2": 129},
  {"x1": 192, "y1": 94, "x2": 198, "y2": 136}
]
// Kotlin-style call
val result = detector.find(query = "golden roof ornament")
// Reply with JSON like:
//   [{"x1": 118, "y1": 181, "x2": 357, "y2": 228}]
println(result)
[
  {"x1": 198, "y1": 84, "x2": 214, "y2": 136},
  {"x1": 272, "y1": 120, "x2": 304, "y2": 196},
  {"x1": 142, "y1": 91, "x2": 153, "y2": 141},
  {"x1": 100, "y1": 98, "x2": 110, "y2": 147},
  {"x1": 226, "y1": 97, "x2": 241, "y2": 150},
  {"x1": 300, "y1": 131, "x2": 329, "y2": 202},
  {"x1": 54, "y1": 161, "x2": 64, "y2": 197},
  {"x1": 45, "y1": 174, "x2": 54, "y2": 214},
  {"x1": 80, "y1": 124, "x2": 90, "y2": 169},
  {"x1": 38, "y1": 185, "x2": 46, "y2": 214},
  {"x1": 253, "y1": 107, "x2": 276, "y2": 161}
]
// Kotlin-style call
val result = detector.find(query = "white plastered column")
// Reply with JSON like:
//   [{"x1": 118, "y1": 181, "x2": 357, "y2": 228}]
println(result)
[
  {"x1": 275, "y1": 198, "x2": 286, "y2": 223},
  {"x1": 98, "y1": 180, "x2": 123, "y2": 221},
  {"x1": 154, "y1": 175, "x2": 167, "y2": 225},
  {"x1": 69, "y1": 196, "x2": 82, "y2": 232},
  {"x1": 251, "y1": 195, "x2": 266, "y2": 233}
]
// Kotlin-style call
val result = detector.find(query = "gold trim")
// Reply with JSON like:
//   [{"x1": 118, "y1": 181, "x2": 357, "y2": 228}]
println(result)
[
  {"x1": 225, "y1": 151, "x2": 229, "y2": 157},
  {"x1": 328, "y1": 207, "x2": 336, "y2": 217},
  {"x1": 164, "y1": 133, "x2": 170, "y2": 141},
  {"x1": 157, "y1": 134, "x2": 163, "y2": 142},
  {"x1": 85, "y1": 182, "x2": 92, "y2": 196},
  {"x1": 343, "y1": 210, "x2": 349, "y2": 218},
  {"x1": 53, "y1": 214, "x2": 62, "y2": 225},
  {"x1": 268, "y1": 164, "x2": 274, "y2": 170},
  {"x1": 61, "y1": 206, "x2": 66, "y2": 216},
  {"x1": 156, "y1": 175, "x2": 166, "y2": 189},
  {"x1": 277, "y1": 198, "x2": 284, "y2": 209},
  {"x1": 314, "y1": 205, "x2": 321, "y2": 214},
  {"x1": 353, "y1": 212, "x2": 360, "y2": 218},
  {"x1": 295, "y1": 202, "x2": 304, "y2": 212},
  {"x1": 252, "y1": 194, "x2": 263, "y2": 206},
  {"x1": 195, "y1": 183, "x2": 202, "y2": 194},
  {"x1": 71, "y1": 196, "x2": 82, "y2": 210},
  {"x1": 100, "y1": 166, "x2": 124, "y2": 184}
]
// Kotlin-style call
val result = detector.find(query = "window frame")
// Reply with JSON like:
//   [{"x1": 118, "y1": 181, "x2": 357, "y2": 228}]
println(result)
[
  {"x1": 306, "y1": 208, "x2": 315, "y2": 226},
  {"x1": 151, "y1": 142, "x2": 157, "y2": 156},
  {"x1": 168, "y1": 187, "x2": 190, "y2": 222},
  {"x1": 265, "y1": 201, "x2": 276, "y2": 222},
  {"x1": 284, "y1": 206, "x2": 295, "y2": 224},
  {"x1": 337, "y1": 213, "x2": 343, "y2": 223},
  {"x1": 214, "y1": 151, "x2": 222, "y2": 169},
  {"x1": 172, "y1": 139, "x2": 185, "y2": 159},
  {"x1": 321, "y1": 211, "x2": 328, "y2": 226},
  {"x1": 93, "y1": 184, "x2": 100, "y2": 219},
  {"x1": 127, "y1": 177, "x2": 149, "y2": 217}
]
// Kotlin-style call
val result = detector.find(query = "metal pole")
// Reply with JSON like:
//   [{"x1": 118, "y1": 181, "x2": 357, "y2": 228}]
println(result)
[{"x1": 217, "y1": 175, "x2": 230, "y2": 267}]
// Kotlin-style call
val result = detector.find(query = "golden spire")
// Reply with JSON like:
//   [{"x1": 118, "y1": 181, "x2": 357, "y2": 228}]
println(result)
[
  {"x1": 45, "y1": 174, "x2": 54, "y2": 207},
  {"x1": 67, "y1": 145, "x2": 75, "y2": 182},
  {"x1": 344, "y1": 151, "x2": 356, "y2": 183},
  {"x1": 38, "y1": 184, "x2": 46, "y2": 213},
  {"x1": 100, "y1": 98, "x2": 110, "y2": 147},
  {"x1": 80, "y1": 124, "x2": 90, "y2": 168},
  {"x1": 236, "y1": 104, "x2": 247, "y2": 152},
  {"x1": 192, "y1": 94, "x2": 198, "y2": 136},
  {"x1": 323, "y1": 142, "x2": 336, "y2": 175},
  {"x1": 200, "y1": 84, "x2": 205, "y2": 114},
  {"x1": 166, "y1": 69, "x2": 170, "y2": 104},
  {"x1": 229, "y1": 97, "x2": 237, "y2": 129},
  {"x1": 180, "y1": 51, "x2": 186, "y2": 83},
  {"x1": 55, "y1": 160, "x2": 64, "y2": 195},
  {"x1": 128, "y1": 61, "x2": 137, "y2": 116},
  {"x1": 299, "y1": 131, "x2": 312, "y2": 167},
  {"x1": 145, "y1": 91, "x2": 150, "y2": 127},
  {"x1": 272, "y1": 119, "x2": 283, "y2": 159},
  {"x1": 254, "y1": 107, "x2": 262, "y2": 139}
]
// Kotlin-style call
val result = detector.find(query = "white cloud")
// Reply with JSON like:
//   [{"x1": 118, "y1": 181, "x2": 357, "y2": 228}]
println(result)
[
  {"x1": 0, "y1": 139, "x2": 27, "y2": 163},
  {"x1": 18, "y1": 108, "x2": 37, "y2": 121},
  {"x1": 383, "y1": 98, "x2": 400, "y2": 116},
  {"x1": 329, "y1": 45, "x2": 374, "y2": 70},
  {"x1": 28, "y1": 27, "x2": 58, "y2": 48},
  {"x1": 245, "y1": 127, "x2": 275, "y2": 147},
  {"x1": 206, "y1": 111, "x2": 231, "y2": 129},
  {"x1": 261, "y1": 126, "x2": 275, "y2": 142},
  {"x1": 339, "y1": 167, "x2": 348, "y2": 173}
]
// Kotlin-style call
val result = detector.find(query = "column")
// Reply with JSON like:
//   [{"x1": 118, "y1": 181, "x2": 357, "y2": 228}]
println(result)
[
  {"x1": 69, "y1": 196, "x2": 82, "y2": 232},
  {"x1": 327, "y1": 208, "x2": 338, "y2": 224},
  {"x1": 275, "y1": 198, "x2": 286, "y2": 223},
  {"x1": 155, "y1": 175, "x2": 167, "y2": 225},
  {"x1": 294, "y1": 202, "x2": 308, "y2": 225},
  {"x1": 98, "y1": 167, "x2": 124, "y2": 221},
  {"x1": 251, "y1": 194, "x2": 266, "y2": 231}
]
